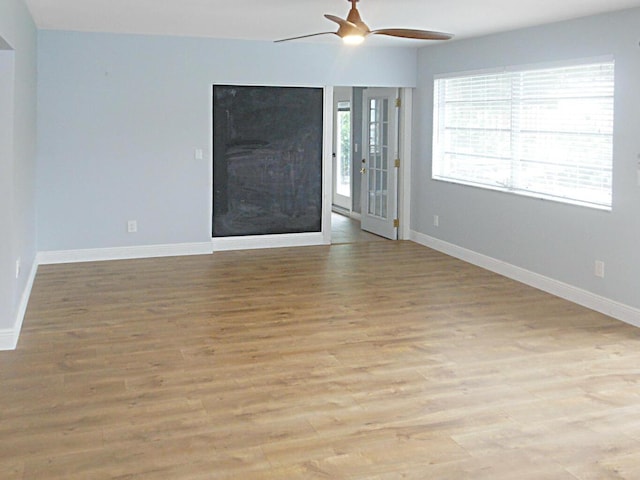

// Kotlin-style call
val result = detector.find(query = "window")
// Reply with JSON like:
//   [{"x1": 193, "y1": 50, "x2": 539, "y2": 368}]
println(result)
[
  {"x1": 336, "y1": 101, "x2": 352, "y2": 198},
  {"x1": 432, "y1": 59, "x2": 615, "y2": 210}
]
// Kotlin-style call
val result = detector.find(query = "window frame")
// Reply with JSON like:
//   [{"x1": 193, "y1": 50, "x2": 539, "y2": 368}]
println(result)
[{"x1": 431, "y1": 56, "x2": 615, "y2": 211}]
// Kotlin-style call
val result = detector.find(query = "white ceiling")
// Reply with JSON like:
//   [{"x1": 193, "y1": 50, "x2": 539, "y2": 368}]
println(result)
[{"x1": 23, "y1": 0, "x2": 640, "y2": 46}]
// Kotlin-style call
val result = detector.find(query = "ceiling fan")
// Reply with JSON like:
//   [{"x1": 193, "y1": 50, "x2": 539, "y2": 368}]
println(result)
[{"x1": 275, "y1": 0, "x2": 453, "y2": 45}]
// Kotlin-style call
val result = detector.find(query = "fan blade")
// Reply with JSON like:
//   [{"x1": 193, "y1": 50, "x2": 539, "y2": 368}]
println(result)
[
  {"x1": 324, "y1": 14, "x2": 352, "y2": 28},
  {"x1": 274, "y1": 32, "x2": 337, "y2": 43},
  {"x1": 324, "y1": 14, "x2": 365, "y2": 32},
  {"x1": 324, "y1": 14, "x2": 367, "y2": 39},
  {"x1": 370, "y1": 28, "x2": 453, "y2": 40}
]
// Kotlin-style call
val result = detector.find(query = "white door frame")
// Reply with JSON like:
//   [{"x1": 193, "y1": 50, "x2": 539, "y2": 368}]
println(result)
[
  {"x1": 398, "y1": 88, "x2": 412, "y2": 241},
  {"x1": 321, "y1": 86, "x2": 334, "y2": 245}
]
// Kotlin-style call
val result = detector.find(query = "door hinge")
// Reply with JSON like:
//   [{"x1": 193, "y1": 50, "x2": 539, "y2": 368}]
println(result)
[
  {"x1": 395, "y1": 98, "x2": 401, "y2": 108},
  {"x1": 393, "y1": 219, "x2": 400, "y2": 228},
  {"x1": 394, "y1": 159, "x2": 400, "y2": 168}
]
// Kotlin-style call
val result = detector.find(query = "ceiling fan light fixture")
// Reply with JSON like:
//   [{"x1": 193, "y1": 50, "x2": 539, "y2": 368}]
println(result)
[
  {"x1": 275, "y1": 0, "x2": 453, "y2": 44},
  {"x1": 343, "y1": 34, "x2": 365, "y2": 45}
]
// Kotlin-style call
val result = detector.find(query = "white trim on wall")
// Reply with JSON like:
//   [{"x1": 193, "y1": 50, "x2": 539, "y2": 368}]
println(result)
[
  {"x1": 410, "y1": 231, "x2": 640, "y2": 328},
  {"x1": 4, "y1": 241, "x2": 210, "y2": 349},
  {"x1": 322, "y1": 86, "x2": 334, "y2": 245},
  {"x1": 37, "y1": 242, "x2": 213, "y2": 265},
  {"x1": 212, "y1": 232, "x2": 325, "y2": 252},
  {"x1": 0, "y1": 259, "x2": 38, "y2": 351},
  {"x1": 7, "y1": 230, "x2": 640, "y2": 351},
  {"x1": 398, "y1": 88, "x2": 412, "y2": 241}
]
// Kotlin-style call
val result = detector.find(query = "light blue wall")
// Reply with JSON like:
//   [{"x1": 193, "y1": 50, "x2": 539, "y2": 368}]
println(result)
[
  {"x1": 34, "y1": 8, "x2": 640, "y2": 321},
  {"x1": 413, "y1": 8, "x2": 640, "y2": 309},
  {"x1": 0, "y1": 0, "x2": 38, "y2": 334},
  {"x1": 36, "y1": 31, "x2": 418, "y2": 251}
]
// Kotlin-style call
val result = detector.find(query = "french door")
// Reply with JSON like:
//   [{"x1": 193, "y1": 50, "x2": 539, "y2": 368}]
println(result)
[{"x1": 361, "y1": 88, "x2": 398, "y2": 240}]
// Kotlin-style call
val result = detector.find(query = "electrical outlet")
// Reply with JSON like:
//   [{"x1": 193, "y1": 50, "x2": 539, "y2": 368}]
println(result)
[
  {"x1": 194, "y1": 148, "x2": 203, "y2": 160},
  {"x1": 127, "y1": 220, "x2": 138, "y2": 233},
  {"x1": 594, "y1": 260, "x2": 605, "y2": 278},
  {"x1": 433, "y1": 215, "x2": 439, "y2": 227}
]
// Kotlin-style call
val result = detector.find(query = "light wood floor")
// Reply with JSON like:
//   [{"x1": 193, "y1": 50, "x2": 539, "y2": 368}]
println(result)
[
  {"x1": 3, "y1": 241, "x2": 640, "y2": 479},
  {"x1": 331, "y1": 212, "x2": 387, "y2": 244}
]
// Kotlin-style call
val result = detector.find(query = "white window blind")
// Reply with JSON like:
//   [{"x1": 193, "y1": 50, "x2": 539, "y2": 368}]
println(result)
[{"x1": 432, "y1": 60, "x2": 614, "y2": 210}]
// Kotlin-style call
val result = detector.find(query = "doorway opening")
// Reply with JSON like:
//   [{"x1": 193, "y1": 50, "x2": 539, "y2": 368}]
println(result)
[
  {"x1": 332, "y1": 88, "x2": 352, "y2": 214},
  {"x1": 331, "y1": 86, "x2": 410, "y2": 244},
  {"x1": 331, "y1": 212, "x2": 387, "y2": 244}
]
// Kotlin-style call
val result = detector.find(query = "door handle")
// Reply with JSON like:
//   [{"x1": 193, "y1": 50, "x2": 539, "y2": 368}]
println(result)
[{"x1": 361, "y1": 158, "x2": 366, "y2": 174}]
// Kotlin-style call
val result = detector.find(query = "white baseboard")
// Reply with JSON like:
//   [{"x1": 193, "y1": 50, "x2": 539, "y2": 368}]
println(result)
[
  {"x1": 331, "y1": 208, "x2": 362, "y2": 223},
  {"x1": 212, "y1": 232, "x2": 327, "y2": 252},
  {"x1": 3, "y1": 242, "x2": 213, "y2": 350},
  {"x1": 37, "y1": 242, "x2": 213, "y2": 265},
  {"x1": 331, "y1": 205, "x2": 350, "y2": 215},
  {"x1": 0, "y1": 260, "x2": 39, "y2": 351},
  {"x1": 17, "y1": 232, "x2": 638, "y2": 351},
  {"x1": 411, "y1": 231, "x2": 640, "y2": 328},
  {"x1": 0, "y1": 331, "x2": 16, "y2": 351}
]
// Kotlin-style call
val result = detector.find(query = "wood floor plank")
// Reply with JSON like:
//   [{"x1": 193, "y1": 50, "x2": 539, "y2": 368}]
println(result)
[{"x1": 2, "y1": 241, "x2": 640, "y2": 478}]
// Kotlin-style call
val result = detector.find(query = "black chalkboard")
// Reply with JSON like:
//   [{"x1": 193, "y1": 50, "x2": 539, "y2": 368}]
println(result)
[{"x1": 212, "y1": 85, "x2": 324, "y2": 237}]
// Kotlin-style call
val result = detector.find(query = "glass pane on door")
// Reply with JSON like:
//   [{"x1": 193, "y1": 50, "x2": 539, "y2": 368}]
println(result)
[
  {"x1": 336, "y1": 101, "x2": 351, "y2": 198},
  {"x1": 367, "y1": 98, "x2": 390, "y2": 219}
]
